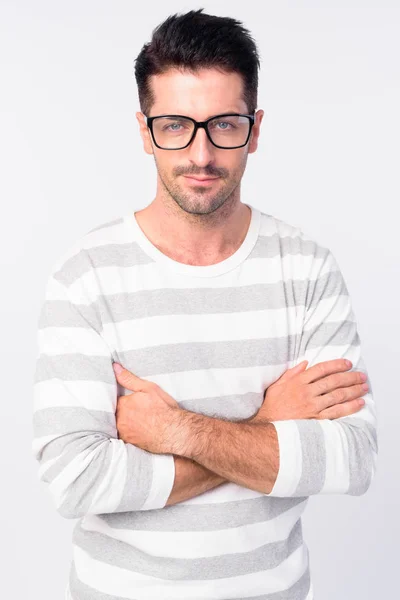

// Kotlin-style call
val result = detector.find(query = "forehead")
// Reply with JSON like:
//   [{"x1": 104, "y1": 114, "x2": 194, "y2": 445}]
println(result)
[{"x1": 148, "y1": 68, "x2": 247, "y2": 118}]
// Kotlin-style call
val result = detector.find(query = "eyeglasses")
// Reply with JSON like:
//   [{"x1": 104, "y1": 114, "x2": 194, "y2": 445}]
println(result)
[{"x1": 145, "y1": 113, "x2": 255, "y2": 150}]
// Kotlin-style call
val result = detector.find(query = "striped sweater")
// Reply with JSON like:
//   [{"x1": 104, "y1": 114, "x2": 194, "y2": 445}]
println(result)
[{"x1": 32, "y1": 203, "x2": 377, "y2": 600}]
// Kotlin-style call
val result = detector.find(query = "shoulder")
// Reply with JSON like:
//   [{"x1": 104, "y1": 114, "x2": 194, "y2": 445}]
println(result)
[
  {"x1": 258, "y1": 209, "x2": 330, "y2": 259},
  {"x1": 49, "y1": 214, "x2": 128, "y2": 289},
  {"x1": 256, "y1": 209, "x2": 342, "y2": 287}
]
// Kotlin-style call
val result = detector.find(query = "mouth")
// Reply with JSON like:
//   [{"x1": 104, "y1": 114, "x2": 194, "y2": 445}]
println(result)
[{"x1": 183, "y1": 176, "x2": 219, "y2": 185}]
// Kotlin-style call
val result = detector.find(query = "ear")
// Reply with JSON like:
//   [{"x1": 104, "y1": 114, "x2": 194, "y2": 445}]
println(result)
[
  {"x1": 136, "y1": 111, "x2": 154, "y2": 155},
  {"x1": 248, "y1": 109, "x2": 264, "y2": 154}
]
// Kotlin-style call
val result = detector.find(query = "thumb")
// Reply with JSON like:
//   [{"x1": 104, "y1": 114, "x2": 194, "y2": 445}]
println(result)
[
  {"x1": 112, "y1": 362, "x2": 144, "y2": 392},
  {"x1": 279, "y1": 359, "x2": 308, "y2": 382}
]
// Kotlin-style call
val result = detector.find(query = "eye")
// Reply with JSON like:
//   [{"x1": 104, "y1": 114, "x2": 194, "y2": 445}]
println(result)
[
  {"x1": 165, "y1": 122, "x2": 183, "y2": 131},
  {"x1": 209, "y1": 119, "x2": 237, "y2": 131},
  {"x1": 160, "y1": 120, "x2": 191, "y2": 133}
]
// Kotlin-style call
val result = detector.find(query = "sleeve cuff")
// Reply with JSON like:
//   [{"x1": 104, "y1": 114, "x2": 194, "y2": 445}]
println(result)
[
  {"x1": 140, "y1": 453, "x2": 176, "y2": 510},
  {"x1": 267, "y1": 420, "x2": 303, "y2": 496}
]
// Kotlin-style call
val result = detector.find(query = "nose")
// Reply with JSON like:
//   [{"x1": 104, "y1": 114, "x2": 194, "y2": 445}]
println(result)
[{"x1": 187, "y1": 126, "x2": 215, "y2": 168}]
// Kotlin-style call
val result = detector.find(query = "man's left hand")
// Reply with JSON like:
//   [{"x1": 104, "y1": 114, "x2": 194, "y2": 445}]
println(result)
[{"x1": 112, "y1": 362, "x2": 180, "y2": 454}]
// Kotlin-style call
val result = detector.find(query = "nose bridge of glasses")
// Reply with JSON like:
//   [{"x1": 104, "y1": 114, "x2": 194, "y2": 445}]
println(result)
[
  {"x1": 184, "y1": 119, "x2": 211, "y2": 146},
  {"x1": 189, "y1": 121, "x2": 215, "y2": 152}
]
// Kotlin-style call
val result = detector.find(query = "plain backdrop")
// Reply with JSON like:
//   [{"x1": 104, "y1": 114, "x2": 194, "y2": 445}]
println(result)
[{"x1": 1, "y1": 1, "x2": 398, "y2": 598}]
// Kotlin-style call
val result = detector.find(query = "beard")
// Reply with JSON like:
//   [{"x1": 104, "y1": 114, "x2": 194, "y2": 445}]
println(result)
[{"x1": 153, "y1": 153, "x2": 248, "y2": 216}]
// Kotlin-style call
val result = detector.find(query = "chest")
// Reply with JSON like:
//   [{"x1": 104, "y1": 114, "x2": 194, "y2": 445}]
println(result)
[{"x1": 98, "y1": 266, "x2": 306, "y2": 421}]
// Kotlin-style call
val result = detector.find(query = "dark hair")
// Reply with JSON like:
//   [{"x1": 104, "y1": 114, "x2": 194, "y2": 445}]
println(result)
[{"x1": 134, "y1": 8, "x2": 260, "y2": 116}]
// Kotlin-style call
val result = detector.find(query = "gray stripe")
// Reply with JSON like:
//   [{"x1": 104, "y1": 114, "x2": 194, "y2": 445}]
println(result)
[
  {"x1": 34, "y1": 354, "x2": 114, "y2": 384},
  {"x1": 42, "y1": 272, "x2": 348, "y2": 329},
  {"x1": 299, "y1": 321, "x2": 360, "y2": 357},
  {"x1": 54, "y1": 244, "x2": 154, "y2": 287},
  {"x1": 99, "y1": 496, "x2": 308, "y2": 532},
  {"x1": 113, "y1": 442, "x2": 157, "y2": 513},
  {"x1": 341, "y1": 423, "x2": 374, "y2": 495},
  {"x1": 37, "y1": 433, "x2": 154, "y2": 519},
  {"x1": 339, "y1": 416, "x2": 378, "y2": 453},
  {"x1": 93, "y1": 271, "x2": 346, "y2": 324},
  {"x1": 53, "y1": 232, "x2": 329, "y2": 288},
  {"x1": 116, "y1": 330, "x2": 359, "y2": 378},
  {"x1": 57, "y1": 440, "x2": 114, "y2": 519},
  {"x1": 35, "y1": 431, "x2": 98, "y2": 463},
  {"x1": 294, "y1": 420, "x2": 326, "y2": 496},
  {"x1": 33, "y1": 407, "x2": 117, "y2": 438},
  {"x1": 72, "y1": 518, "x2": 303, "y2": 579},
  {"x1": 34, "y1": 328, "x2": 361, "y2": 383},
  {"x1": 304, "y1": 262, "x2": 347, "y2": 307},
  {"x1": 38, "y1": 299, "x2": 102, "y2": 334},
  {"x1": 250, "y1": 232, "x2": 328, "y2": 262},
  {"x1": 118, "y1": 337, "x2": 300, "y2": 377},
  {"x1": 68, "y1": 556, "x2": 311, "y2": 599},
  {"x1": 32, "y1": 389, "x2": 263, "y2": 429}
]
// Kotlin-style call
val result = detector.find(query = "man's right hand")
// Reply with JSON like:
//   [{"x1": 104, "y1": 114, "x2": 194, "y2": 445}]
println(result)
[{"x1": 251, "y1": 359, "x2": 368, "y2": 423}]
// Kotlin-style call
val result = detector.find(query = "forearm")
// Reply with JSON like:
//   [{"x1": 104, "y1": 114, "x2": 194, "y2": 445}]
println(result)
[
  {"x1": 166, "y1": 455, "x2": 227, "y2": 506},
  {"x1": 168, "y1": 411, "x2": 279, "y2": 495}
]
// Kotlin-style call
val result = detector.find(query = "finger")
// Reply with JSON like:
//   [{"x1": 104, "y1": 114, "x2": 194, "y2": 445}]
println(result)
[
  {"x1": 300, "y1": 358, "x2": 352, "y2": 385},
  {"x1": 316, "y1": 397, "x2": 365, "y2": 420},
  {"x1": 318, "y1": 382, "x2": 368, "y2": 412},
  {"x1": 112, "y1": 363, "x2": 145, "y2": 392},
  {"x1": 310, "y1": 370, "x2": 367, "y2": 396},
  {"x1": 278, "y1": 360, "x2": 308, "y2": 382}
]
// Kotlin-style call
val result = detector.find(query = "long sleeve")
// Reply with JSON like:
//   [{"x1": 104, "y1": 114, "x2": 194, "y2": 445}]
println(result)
[
  {"x1": 267, "y1": 246, "x2": 378, "y2": 497},
  {"x1": 32, "y1": 266, "x2": 175, "y2": 519}
]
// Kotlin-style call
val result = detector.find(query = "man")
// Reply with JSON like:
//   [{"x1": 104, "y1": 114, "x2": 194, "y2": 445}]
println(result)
[{"x1": 32, "y1": 9, "x2": 377, "y2": 600}]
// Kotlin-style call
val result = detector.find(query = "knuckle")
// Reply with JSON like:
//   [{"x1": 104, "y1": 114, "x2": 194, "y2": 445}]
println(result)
[
  {"x1": 317, "y1": 377, "x2": 329, "y2": 394},
  {"x1": 317, "y1": 362, "x2": 328, "y2": 377},
  {"x1": 331, "y1": 374, "x2": 341, "y2": 387},
  {"x1": 333, "y1": 388, "x2": 345, "y2": 402},
  {"x1": 309, "y1": 395, "x2": 320, "y2": 415}
]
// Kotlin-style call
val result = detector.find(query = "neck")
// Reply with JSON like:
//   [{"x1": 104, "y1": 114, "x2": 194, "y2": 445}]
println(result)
[{"x1": 133, "y1": 193, "x2": 252, "y2": 267}]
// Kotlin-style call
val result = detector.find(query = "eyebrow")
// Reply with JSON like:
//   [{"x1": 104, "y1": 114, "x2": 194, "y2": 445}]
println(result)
[{"x1": 153, "y1": 110, "x2": 246, "y2": 119}]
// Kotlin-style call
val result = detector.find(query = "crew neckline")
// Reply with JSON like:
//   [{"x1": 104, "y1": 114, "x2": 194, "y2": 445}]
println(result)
[{"x1": 123, "y1": 203, "x2": 261, "y2": 278}]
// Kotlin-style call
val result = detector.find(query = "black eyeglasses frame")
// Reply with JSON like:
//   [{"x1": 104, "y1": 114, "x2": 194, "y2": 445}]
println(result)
[{"x1": 145, "y1": 113, "x2": 256, "y2": 150}]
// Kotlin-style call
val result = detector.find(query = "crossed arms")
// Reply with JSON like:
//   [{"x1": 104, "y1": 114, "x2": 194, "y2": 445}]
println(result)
[{"x1": 32, "y1": 248, "x2": 377, "y2": 518}]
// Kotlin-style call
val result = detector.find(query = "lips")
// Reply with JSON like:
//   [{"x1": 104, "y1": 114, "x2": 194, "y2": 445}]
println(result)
[{"x1": 184, "y1": 176, "x2": 219, "y2": 182}]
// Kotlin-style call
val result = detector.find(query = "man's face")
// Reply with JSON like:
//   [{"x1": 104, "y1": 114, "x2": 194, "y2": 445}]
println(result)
[{"x1": 136, "y1": 68, "x2": 264, "y2": 216}]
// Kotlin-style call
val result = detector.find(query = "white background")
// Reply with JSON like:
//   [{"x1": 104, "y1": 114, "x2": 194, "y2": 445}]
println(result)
[{"x1": 1, "y1": 1, "x2": 398, "y2": 598}]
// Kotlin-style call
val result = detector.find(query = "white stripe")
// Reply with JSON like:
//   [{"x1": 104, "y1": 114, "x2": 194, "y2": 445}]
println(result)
[
  {"x1": 179, "y1": 480, "x2": 282, "y2": 505},
  {"x1": 33, "y1": 379, "x2": 116, "y2": 411},
  {"x1": 303, "y1": 294, "x2": 354, "y2": 330},
  {"x1": 72, "y1": 542, "x2": 309, "y2": 599},
  {"x1": 103, "y1": 295, "x2": 349, "y2": 351},
  {"x1": 37, "y1": 453, "x2": 62, "y2": 479},
  {"x1": 81, "y1": 500, "x2": 308, "y2": 559},
  {"x1": 319, "y1": 419, "x2": 350, "y2": 494},
  {"x1": 32, "y1": 433, "x2": 59, "y2": 459},
  {"x1": 102, "y1": 306, "x2": 304, "y2": 351},
  {"x1": 139, "y1": 453, "x2": 176, "y2": 510},
  {"x1": 267, "y1": 421, "x2": 303, "y2": 497},
  {"x1": 139, "y1": 364, "x2": 295, "y2": 403},
  {"x1": 37, "y1": 326, "x2": 111, "y2": 356},
  {"x1": 64, "y1": 252, "x2": 325, "y2": 302}
]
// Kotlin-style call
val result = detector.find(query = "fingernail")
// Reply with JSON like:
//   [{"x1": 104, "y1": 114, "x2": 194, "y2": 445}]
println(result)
[{"x1": 113, "y1": 362, "x2": 123, "y2": 374}]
